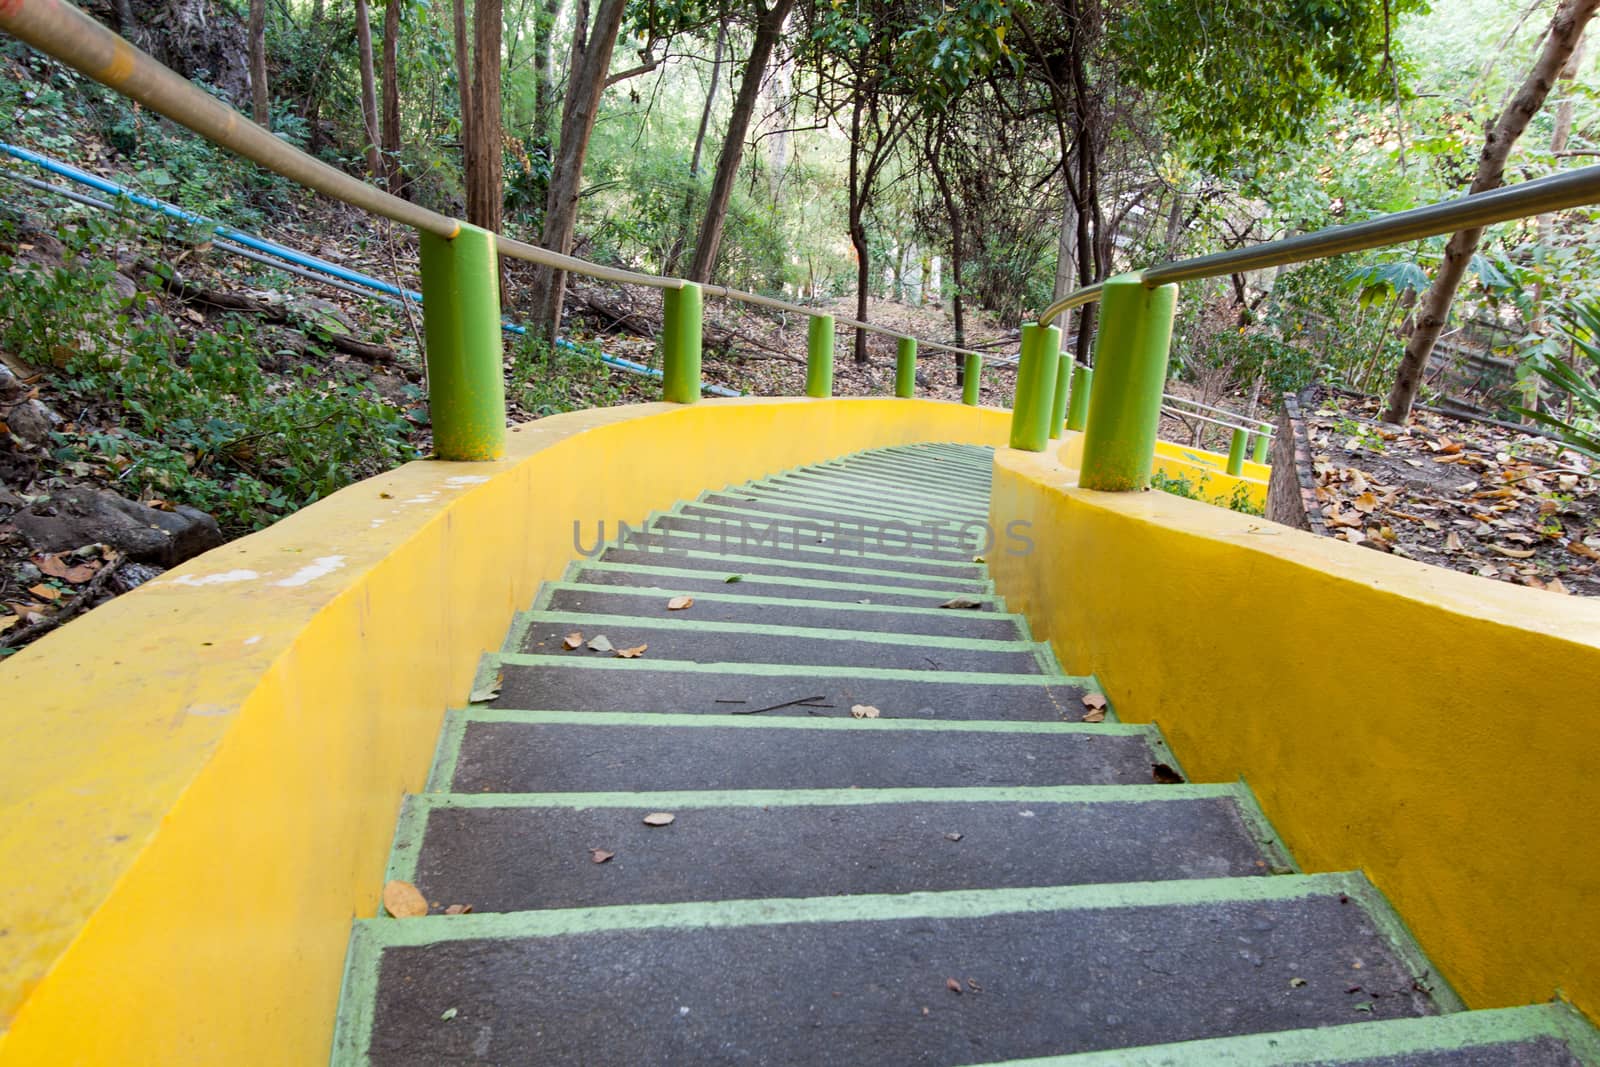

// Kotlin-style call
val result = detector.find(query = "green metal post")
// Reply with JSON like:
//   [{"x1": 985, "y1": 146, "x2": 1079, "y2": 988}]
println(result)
[
  {"x1": 1008, "y1": 322, "x2": 1062, "y2": 452},
  {"x1": 417, "y1": 223, "x2": 505, "y2": 461},
  {"x1": 962, "y1": 355, "x2": 982, "y2": 406},
  {"x1": 1079, "y1": 273, "x2": 1178, "y2": 491},
  {"x1": 1048, "y1": 353, "x2": 1071, "y2": 438},
  {"x1": 1226, "y1": 428, "x2": 1248, "y2": 475},
  {"x1": 895, "y1": 337, "x2": 917, "y2": 398},
  {"x1": 1065, "y1": 365, "x2": 1092, "y2": 432},
  {"x1": 661, "y1": 282, "x2": 703, "y2": 404},
  {"x1": 806, "y1": 314, "x2": 835, "y2": 398},
  {"x1": 1252, "y1": 431, "x2": 1270, "y2": 464}
]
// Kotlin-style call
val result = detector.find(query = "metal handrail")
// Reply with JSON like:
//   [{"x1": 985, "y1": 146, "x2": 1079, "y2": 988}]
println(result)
[
  {"x1": 1159, "y1": 405, "x2": 1269, "y2": 439},
  {"x1": 1161, "y1": 394, "x2": 1273, "y2": 432},
  {"x1": 0, "y1": 0, "x2": 997, "y2": 362},
  {"x1": 1038, "y1": 164, "x2": 1600, "y2": 328}
]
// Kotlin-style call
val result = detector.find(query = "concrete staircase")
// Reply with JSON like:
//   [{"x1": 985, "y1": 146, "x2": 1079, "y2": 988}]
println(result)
[{"x1": 332, "y1": 443, "x2": 1599, "y2": 1065}]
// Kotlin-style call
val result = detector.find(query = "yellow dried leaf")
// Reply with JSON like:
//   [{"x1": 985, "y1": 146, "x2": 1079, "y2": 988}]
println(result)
[
  {"x1": 382, "y1": 880, "x2": 428, "y2": 918},
  {"x1": 28, "y1": 584, "x2": 60, "y2": 602},
  {"x1": 850, "y1": 704, "x2": 881, "y2": 719},
  {"x1": 562, "y1": 632, "x2": 583, "y2": 650},
  {"x1": 666, "y1": 596, "x2": 694, "y2": 611},
  {"x1": 615, "y1": 644, "x2": 648, "y2": 658},
  {"x1": 1351, "y1": 491, "x2": 1379, "y2": 514},
  {"x1": 1547, "y1": 578, "x2": 1571, "y2": 596},
  {"x1": 0, "y1": 616, "x2": 17, "y2": 634},
  {"x1": 1490, "y1": 545, "x2": 1536, "y2": 560},
  {"x1": 642, "y1": 812, "x2": 675, "y2": 826}
]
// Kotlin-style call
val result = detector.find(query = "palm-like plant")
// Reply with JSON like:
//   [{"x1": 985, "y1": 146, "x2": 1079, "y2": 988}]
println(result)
[{"x1": 1514, "y1": 300, "x2": 1600, "y2": 461}]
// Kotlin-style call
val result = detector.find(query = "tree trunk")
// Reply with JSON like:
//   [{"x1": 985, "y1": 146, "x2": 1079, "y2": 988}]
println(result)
[
  {"x1": 381, "y1": 0, "x2": 403, "y2": 194},
  {"x1": 248, "y1": 0, "x2": 269, "y2": 126},
  {"x1": 453, "y1": 0, "x2": 473, "y2": 179},
  {"x1": 664, "y1": 17, "x2": 726, "y2": 277},
  {"x1": 465, "y1": 0, "x2": 504, "y2": 235},
  {"x1": 926, "y1": 130, "x2": 966, "y2": 381},
  {"x1": 1382, "y1": 0, "x2": 1599, "y2": 424},
  {"x1": 532, "y1": 0, "x2": 564, "y2": 150},
  {"x1": 307, "y1": 0, "x2": 326, "y2": 153},
  {"x1": 1052, "y1": 194, "x2": 1077, "y2": 301},
  {"x1": 686, "y1": 0, "x2": 795, "y2": 283},
  {"x1": 355, "y1": 0, "x2": 384, "y2": 179},
  {"x1": 528, "y1": 0, "x2": 629, "y2": 339}
]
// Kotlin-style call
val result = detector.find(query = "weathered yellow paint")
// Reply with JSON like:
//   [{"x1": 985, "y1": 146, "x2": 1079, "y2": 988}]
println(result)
[
  {"x1": 1055, "y1": 430, "x2": 1269, "y2": 510},
  {"x1": 0, "y1": 397, "x2": 1009, "y2": 1065},
  {"x1": 987, "y1": 445, "x2": 1600, "y2": 1019}
]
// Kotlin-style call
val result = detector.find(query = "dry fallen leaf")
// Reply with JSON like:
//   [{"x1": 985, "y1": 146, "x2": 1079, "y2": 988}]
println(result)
[
  {"x1": 589, "y1": 848, "x2": 615, "y2": 864},
  {"x1": 1081, "y1": 693, "x2": 1108, "y2": 711},
  {"x1": 468, "y1": 670, "x2": 503, "y2": 703},
  {"x1": 944, "y1": 832, "x2": 963, "y2": 842},
  {"x1": 851, "y1": 704, "x2": 881, "y2": 719},
  {"x1": 667, "y1": 596, "x2": 694, "y2": 611},
  {"x1": 1445, "y1": 532, "x2": 1464, "y2": 553},
  {"x1": 1490, "y1": 545, "x2": 1536, "y2": 560},
  {"x1": 587, "y1": 634, "x2": 614, "y2": 653},
  {"x1": 1082, "y1": 707, "x2": 1106, "y2": 723},
  {"x1": 28, "y1": 584, "x2": 61, "y2": 602},
  {"x1": 0, "y1": 616, "x2": 17, "y2": 634},
  {"x1": 382, "y1": 880, "x2": 429, "y2": 918},
  {"x1": 1351, "y1": 491, "x2": 1379, "y2": 514},
  {"x1": 1152, "y1": 762, "x2": 1184, "y2": 784},
  {"x1": 36, "y1": 553, "x2": 99, "y2": 584},
  {"x1": 1546, "y1": 578, "x2": 1571, "y2": 596},
  {"x1": 946, "y1": 978, "x2": 963, "y2": 995},
  {"x1": 443, "y1": 904, "x2": 473, "y2": 915},
  {"x1": 939, "y1": 597, "x2": 983, "y2": 610},
  {"x1": 563, "y1": 631, "x2": 584, "y2": 650},
  {"x1": 642, "y1": 812, "x2": 675, "y2": 826},
  {"x1": 615, "y1": 644, "x2": 648, "y2": 658}
]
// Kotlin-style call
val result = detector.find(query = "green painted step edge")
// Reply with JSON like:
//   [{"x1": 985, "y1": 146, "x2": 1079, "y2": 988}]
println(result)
[
  {"x1": 812, "y1": 460, "x2": 992, "y2": 493},
  {"x1": 509, "y1": 609, "x2": 1046, "y2": 659},
  {"x1": 683, "y1": 494, "x2": 988, "y2": 538},
  {"x1": 603, "y1": 524, "x2": 987, "y2": 575},
  {"x1": 566, "y1": 559, "x2": 1002, "y2": 603},
  {"x1": 330, "y1": 872, "x2": 1379, "y2": 1065},
  {"x1": 767, "y1": 470, "x2": 987, "y2": 509},
  {"x1": 952, "y1": 1003, "x2": 1600, "y2": 1067},
  {"x1": 384, "y1": 783, "x2": 1253, "y2": 884},
  {"x1": 589, "y1": 546, "x2": 994, "y2": 589},
  {"x1": 532, "y1": 581, "x2": 1030, "y2": 636},
  {"x1": 742, "y1": 477, "x2": 987, "y2": 519},
  {"x1": 479, "y1": 651, "x2": 1098, "y2": 693},
  {"x1": 1339, "y1": 871, "x2": 1468, "y2": 1014},
  {"x1": 422, "y1": 708, "x2": 1160, "y2": 796},
  {"x1": 713, "y1": 484, "x2": 986, "y2": 529},
  {"x1": 664, "y1": 499, "x2": 988, "y2": 556}
]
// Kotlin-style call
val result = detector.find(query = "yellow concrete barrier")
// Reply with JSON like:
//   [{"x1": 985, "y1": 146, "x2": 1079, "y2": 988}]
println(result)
[
  {"x1": 1056, "y1": 431, "x2": 1269, "y2": 511},
  {"x1": 0, "y1": 397, "x2": 1009, "y2": 1065},
  {"x1": 988, "y1": 444, "x2": 1600, "y2": 1019}
]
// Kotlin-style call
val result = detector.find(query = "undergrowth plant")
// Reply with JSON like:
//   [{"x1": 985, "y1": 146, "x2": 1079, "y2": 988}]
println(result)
[
  {"x1": 1515, "y1": 300, "x2": 1600, "y2": 462},
  {"x1": 508, "y1": 332, "x2": 627, "y2": 417}
]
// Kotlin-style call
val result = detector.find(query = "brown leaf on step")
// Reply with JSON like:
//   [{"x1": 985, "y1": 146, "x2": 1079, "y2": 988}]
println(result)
[
  {"x1": 1490, "y1": 545, "x2": 1536, "y2": 559},
  {"x1": 587, "y1": 634, "x2": 614, "y2": 653},
  {"x1": 1081, "y1": 707, "x2": 1106, "y2": 723},
  {"x1": 642, "y1": 812, "x2": 675, "y2": 826},
  {"x1": 35, "y1": 553, "x2": 100, "y2": 584},
  {"x1": 589, "y1": 848, "x2": 615, "y2": 864},
  {"x1": 1081, "y1": 693, "x2": 1107, "y2": 711},
  {"x1": 666, "y1": 596, "x2": 694, "y2": 611},
  {"x1": 1569, "y1": 542, "x2": 1600, "y2": 562},
  {"x1": 1546, "y1": 578, "x2": 1571, "y2": 596},
  {"x1": 382, "y1": 880, "x2": 429, "y2": 918},
  {"x1": 468, "y1": 671, "x2": 503, "y2": 703},
  {"x1": 944, "y1": 832, "x2": 963, "y2": 842},
  {"x1": 1351, "y1": 491, "x2": 1379, "y2": 514},
  {"x1": 28, "y1": 584, "x2": 61, "y2": 602},
  {"x1": 939, "y1": 597, "x2": 983, "y2": 610},
  {"x1": 443, "y1": 904, "x2": 473, "y2": 915},
  {"x1": 0, "y1": 616, "x2": 17, "y2": 634},
  {"x1": 614, "y1": 644, "x2": 648, "y2": 658},
  {"x1": 945, "y1": 978, "x2": 963, "y2": 995},
  {"x1": 562, "y1": 631, "x2": 584, "y2": 650},
  {"x1": 1325, "y1": 507, "x2": 1362, "y2": 529},
  {"x1": 850, "y1": 704, "x2": 881, "y2": 719},
  {"x1": 1445, "y1": 532, "x2": 1464, "y2": 553},
  {"x1": 1152, "y1": 762, "x2": 1184, "y2": 784}
]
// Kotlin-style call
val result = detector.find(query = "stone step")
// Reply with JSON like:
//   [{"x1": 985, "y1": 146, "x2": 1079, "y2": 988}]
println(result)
[
  {"x1": 690, "y1": 493, "x2": 988, "y2": 539},
  {"x1": 536, "y1": 583, "x2": 1028, "y2": 639},
  {"x1": 336, "y1": 874, "x2": 1453, "y2": 1066},
  {"x1": 738, "y1": 478, "x2": 987, "y2": 522},
  {"x1": 598, "y1": 527, "x2": 988, "y2": 580},
  {"x1": 767, "y1": 469, "x2": 987, "y2": 511},
  {"x1": 649, "y1": 512, "x2": 982, "y2": 566},
  {"x1": 1011, "y1": 1004, "x2": 1600, "y2": 1066},
  {"x1": 509, "y1": 612, "x2": 1052, "y2": 673},
  {"x1": 387, "y1": 785, "x2": 1284, "y2": 914},
  {"x1": 593, "y1": 546, "x2": 993, "y2": 592},
  {"x1": 569, "y1": 561, "x2": 1004, "y2": 609},
  {"x1": 479, "y1": 655, "x2": 1100, "y2": 721},
  {"x1": 428, "y1": 711, "x2": 1170, "y2": 794}
]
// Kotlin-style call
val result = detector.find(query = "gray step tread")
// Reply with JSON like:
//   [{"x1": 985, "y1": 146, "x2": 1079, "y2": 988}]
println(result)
[
  {"x1": 344, "y1": 877, "x2": 1443, "y2": 1067},
  {"x1": 652, "y1": 512, "x2": 983, "y2": 564},
  {"x1": 510, "y1": 613, "x2": 1050, "y2": 673},
  {"x1": 692, "y1": 493, "x2": 987, "y2": 533},
  {"x1": 989, "y1": 1004, "x2": 1599, "y2": 1066},
  {"x1": 392, "y1": 788, "x2": 1276, "y2": 912},
  {"x1": 484, "y1": 657, "x2": 1099, "y2": 721},
  {"x1": 536, "y1": 585, "x2": 1025, "y2": 639},
  {"x1": 569, "y1": 562, "x2": 1003, "y2": 609},
  {"x1": 435, "y1": 713, "x2": 1165, "y2": 793},
  {"x1": 601, "y1": 533, "x2": 986, "y2": 581},
  {"x1": 596, "y1": 546, "x2": 993, "y2": 592}
]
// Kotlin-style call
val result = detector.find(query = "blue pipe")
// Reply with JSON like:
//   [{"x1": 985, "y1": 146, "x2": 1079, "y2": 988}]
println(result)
[{"x1": 0, "y1": 143, "x2": 743, "y2": 398}]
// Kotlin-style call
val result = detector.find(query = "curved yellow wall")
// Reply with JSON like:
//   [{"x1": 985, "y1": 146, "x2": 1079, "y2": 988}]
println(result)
[
  {"x1": 987, "y1": 445, "x2": 1600, "y2": 1019},
  {"x1": 0, "y1": 397, "x2": 1010, "y2": 1065}
]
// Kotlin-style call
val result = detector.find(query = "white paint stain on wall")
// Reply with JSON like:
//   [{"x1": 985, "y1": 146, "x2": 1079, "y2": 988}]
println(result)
[
  {"x1": 171, "y1": 570, "x2": 261, "y2": 587},
  {"x1": 274, "y1": 556, "x2": 347, "y2": 588}
]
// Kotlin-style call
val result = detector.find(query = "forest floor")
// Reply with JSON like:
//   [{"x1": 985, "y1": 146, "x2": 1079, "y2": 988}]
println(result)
[{"x1": 1300, "y1": 387, "x2": 1600, "y2": 597}]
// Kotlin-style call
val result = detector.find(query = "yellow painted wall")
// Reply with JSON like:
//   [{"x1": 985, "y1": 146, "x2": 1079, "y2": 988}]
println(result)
[
  {"x1": 1055, "y1": 430, "x2": 1269, "y2": 510},
  {"x1": 987, "y1": 445, "x2": 1600, "y2": 1018},
  {"x1": 0, "y1": 397, "x2": 1009, "y2": 1065}
]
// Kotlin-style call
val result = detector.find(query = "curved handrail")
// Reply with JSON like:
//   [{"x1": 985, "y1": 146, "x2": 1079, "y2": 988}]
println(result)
[
  {"x1": 1038, "y1": 164, "x2": 1600, "y2": 328},
  {"x1": 0, "y1": 0, "x2": 993, "y2": 361}
]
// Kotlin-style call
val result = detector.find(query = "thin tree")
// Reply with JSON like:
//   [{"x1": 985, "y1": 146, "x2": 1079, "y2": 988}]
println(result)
[
  {"x1": 664, "y1": 15, "x2": 727, "y2": 277},
  {"x1": 531, "y1": 0, "x2": 565, "y2": 151},
  {"x1": 381, "y1": 0, "x2": 404, "y2": 195},
  {"x1": 1382, "y1": 0, "x2": 1599, "y2": 423},
  {"x1": 527, "y1": 0, "x2": 629, "y2": 338},
  {"x1": 686, "y1": 0, "x2": 796, "y2": 283},
  {"x1": 248, "y1": 0, "x2": 269, "y2": 127},
  {"x1": 355, "y1": 0, "x2": 384, "y2": 179},
  {"x1": 466, "y1": 0, "x2": 504, "y2": 235}
]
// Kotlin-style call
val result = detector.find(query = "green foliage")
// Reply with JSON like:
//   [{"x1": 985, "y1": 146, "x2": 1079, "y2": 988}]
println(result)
[
  {"x1": 0, "y1": 215, "x2": 416, "y2": 533},
  {"x1": 1115, "y1": 0, "x2": 1429, "y2": 174},
  {"x1": 1514, "y1": 301, "x2": 1600, "y2": 461},
  {"x1": 1150, "y1": 469, "x2": 1265, "y2": 516},
  {"x1": 508, "y1": 334, "x2": 627, "y2": 416}
]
